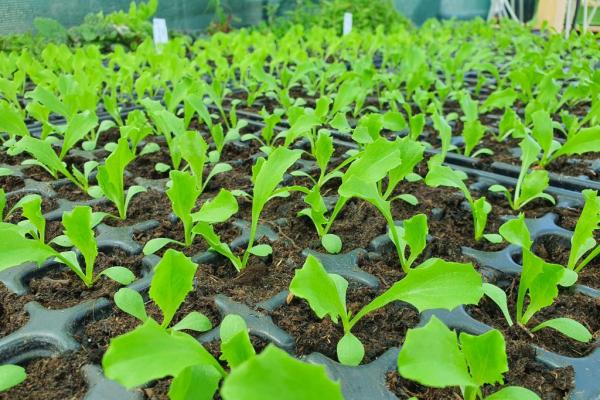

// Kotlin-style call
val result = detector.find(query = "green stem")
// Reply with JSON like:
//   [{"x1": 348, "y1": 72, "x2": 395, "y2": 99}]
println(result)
[
  {"x1": 575, "y1": 245, "x2": 600, "y2": 273},
  {"x1": 241, "y1": 215, "x2": 258, "y2": 269}
]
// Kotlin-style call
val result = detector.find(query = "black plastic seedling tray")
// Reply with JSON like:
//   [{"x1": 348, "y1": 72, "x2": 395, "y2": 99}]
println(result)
[{"x1": 1, "y1": 124, "x2": 599, "y2": 399}]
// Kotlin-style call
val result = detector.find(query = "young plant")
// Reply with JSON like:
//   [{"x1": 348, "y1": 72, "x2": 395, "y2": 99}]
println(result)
[
  {"x1": 290, "y1": 254, "x2": 484, "y2": 366},
  {"x1": 0, "y1": 364, "x2": 26, "y2": 392},
  {"x1": 90, "y1": 137, "x2": 146, "y2": 220},
  {"x1": 193, "y1": 146, "x2": 302, "y2": 271},
  {"x1": 567, "y1": 189, "x2": 600, "y2": 272},
  {"x1": 5, "y1": 194, "x2": 46, "y2": 243},
  {"x1": 529, "y1": 109, "x2": 600, "y2": 167},
  {"x1": 398, "y1": 317, "x2": 540, "y2": 400},
  {"x1": 104, "y1": 249, "x2": 342, "y2": 400},
  {"x1": 483, "y1": 215, "x2": 592, "y2": 342},
  {"x1": 143, "y1": 173, "x2": 238, "y2": 255},
  {"x1": 425, "y1": 164, "x2": 501, "y2": 243},
  {"x1": 458, "y1": 92, "x2": 491, "y2": 158},
  {"x1": 9, "y1": 136, "x2": 98, "y2": 192},
  {"x1": 488, "y1": 135, "x2": 555, "y2": 210},
  {"x1": 294, "y1": 130, "x2": 357, "y2": 253},
  {"x1": 337, "y1": 137, "x2": 425, "y2": 271},
  {"x1": 0, "y1": 206, "x2": 134, "y2": 288}
]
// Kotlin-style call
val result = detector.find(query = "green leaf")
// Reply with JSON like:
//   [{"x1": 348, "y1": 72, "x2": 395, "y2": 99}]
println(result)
[
  {"x1": 554, "y1": 127, "x2": 600, "y2": 158},
  {"x1": 343, "y1": 138, "x2": 402, "y2": 183},
  {"x1": 322, "y1": 234, "x2": 342, "y2": 254},
  {"x1": 472, "y1": 197, "x2": 492, "y2": 240},
  {"x1": 289, "y1": 254, "x2": 348, "y2": 325},
  {"x1": 114, "y1": 288, "x2": 148, "y2": 322},
  {"x1": 142, "y1": 238, "x2": 182, "y2": 255},
  {"x1": 568, "y1": 189, "x2": 600, "y2": 270},
  {"x1": 0, "y1": 102, "x2": 28, "y2": 137},
  {"x1": 221, "y1": 345, "x2": 343, "y2": 400},
  {"x1": 155, "y1": 163, "x2": 171, "y2": 173},
  {"x1": 13, "y1": 194, "x2": 45, "y2": 241},
  {"x1": 96, "y1": 138, "x2": 136, "y2": 219},
  {"x1": 168, "y1": 365, "x2": 221, "y2": 400},
  {"x1": 398, "y1": 316, "x2": 475, "y2": 388},
  {"x1": 519, "y1": 250, "x2": 567, "y2": 324},
  {"x1": 499, "y1": 214, "x2": 532, "y2": 250},
  {"x1": 383, "y1": 111, "x2": 407, "y2": 131},
  {"x1": 192, "y1": 189, "x2": 238, "y2": 224},
  {"x1": 0, "y1": 364, "x2": 26, "y2": 392},
  {"x1": 481, "y1": 88, "x2": 518, "y2": 112},
  {"x1": 531, "y1": 317, "x2": 592, "y2": 342},
  {"x1": 530, "y1": 109, "x2": 554, "y2": 157},
  {"x1": 168, "y1": 170, "x2": 200, "y2": 245},
  {"x1": 332, "y1": 80, "x2": 357, "y2": 115},
  {"x1": 248, "y1": 244, "x2": 272, "y2": 257},
  {"x1": 12, "y1": 136, "x2": 69, "y2": 178},
  {"x1": 175, "y1": 131, "x2": 208, "y2": 190},
  {"x1": 314, "y1": 131, "x2": 334, "y2": 173},
  {"x1": 192, "y1": 222, "x2": 242, "y2": 270},
  {"x1": 483, "y1": 283, "x2": 513, "y2": 326},
  {"x1": 100, "y1": 266, "x2": 135, "y2": 285},
  {"x1": 62, "y1": 206, "x2": 97, "y2": 282},
  {"x1": 60, "y1": 111, "x2": 98, "y2": 159},
  {"x1": 220, "y1": 314, "x2": 256, "y2": 368},
  {"x1": 252, "y1": 147, "x2": 302, "y2": 217},
  {"x1": 337, "y1": 332, "x2": 365, "y2": 366},
  {"x1": 351, "y1": 259, "x2": 483, "y2": 326},
  {"x1": 459, "y1": 329, "x2": 508, "y2": 386},
  {"x1": 149, "y1": 249, "x2": 198, "y2": 328},
  {"x1": 172, "y1": 311, "x2": 212, "y2": 333},
  {"x1": 425, "y1": 164, "x2": 470, "y2": 201},
  {"x1": 485, "y1": 386, "x2": 541, "y2": 400},
  {"x1": 330, "y1": 112, "x2": 351, "y2": 133},
  {"x1": 519, "y1": 169, "x2": 553, "y2": 208},
  {"x1": 102, "y1": 319, "x2": 223, "y2": 389}
]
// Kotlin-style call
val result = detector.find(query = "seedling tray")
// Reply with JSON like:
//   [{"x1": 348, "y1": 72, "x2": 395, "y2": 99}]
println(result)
[{"x1": 1, "y1": 119, "x2": 599, "y2": 399}]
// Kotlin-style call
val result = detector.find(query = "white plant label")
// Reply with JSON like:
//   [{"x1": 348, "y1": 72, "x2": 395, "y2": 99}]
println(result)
[
  {"x1": 343, "y1": 12, "x2": 353, "y2": 36},
  {"x1": 153, "y1": 18, "x2": 169, "y2": 45}
]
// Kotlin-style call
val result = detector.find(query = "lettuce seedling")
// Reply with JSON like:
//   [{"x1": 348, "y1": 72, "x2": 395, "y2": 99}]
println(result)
[
  {"x1": 293, "y1": 130, "x2": 358, "y2": 253},
  {"x1": 0, "y1": 364, "x2": 26, "y2": 392},
  {"x1": 337, "y1": 137, "x2": 425, "y2": 271},
  {"x1": 489, "y1": 135, "x2": 555, "y2": 210},
  {"x1": 529, "y1": 109, "x2": 600, "y2": 167},
  {"x1": 104, "y1": 250, "x2": 342, "y2": 400},
  {"x1": 567, "y1": 189, "x2": 600, "y2": 272},
  {"x1": 10, "y1": 136, "x2": 98, "y2": 192},
  {"x1": 91, "y1": 138, "x2": 146, "y2": 220},
  {"x1": 495, "y1": 108, "x2": 525, "y2": 142},
  {"x1": 143, "y1": 176, "x2": 238, "y2": 255},
  {"x1": 483, "y1": 215, "x2": 592, "y2": 342},
  {"x1": 5, "y1": 194, "x2": 46, "y2": 243},
  {"x1": 55, "y1": 110, "x2": 98, "y2": 160},
  {"x1": 425, "y1": 164, "x2": 501, "y2": 243},
  {"x1": 117, "y1": 110, "x2": 157, "y2": 157},
  {"x1": 0, "y1": 100, "x2": 30, "y2": 140},
  {"x1": 398, "y1": 317, "x2": 540, "y2": 400},
  {"x1": 0, "y1": 206, "x2": 133, "y2": 288},
  {"x1": 194, "y1": 146, "x2": 302, "y2": 271},
  {"x1": 141, "y1": 99, "x2": 184, "y2": 170},
  {"x1": 290, "y1": 254, "x2": 483, "y2": 365},
  {"x1": 241, "y1": 108, "x2": 284, "y2": 154},
  {"x1": 459, "y1": 92, "x2": 491, "y2": 158}
]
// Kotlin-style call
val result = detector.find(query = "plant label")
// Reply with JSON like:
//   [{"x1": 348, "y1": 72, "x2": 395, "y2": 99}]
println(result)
[
  {"x1": 153, "y1": 18, "x2": 169, "y2": 46},
  {"x1": 343, "y1": 12, "x2": 353, "y2": 36}
]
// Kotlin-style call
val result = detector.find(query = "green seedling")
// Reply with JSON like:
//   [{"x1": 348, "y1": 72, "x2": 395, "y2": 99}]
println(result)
[{"x1": 290, "y1": 254, "x2": 484, "y2": 365}]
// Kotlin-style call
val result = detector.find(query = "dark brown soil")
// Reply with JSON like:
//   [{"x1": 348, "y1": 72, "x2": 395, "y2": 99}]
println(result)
[
  {"x1": 23, "y1": 249, "x2": 144, "y2": 309},
  {"x1": 0, "y1": 351, "x2": 88, "y2": 400},
  {"x1": 0, "y1": 283, "x2": 28, "y2": 337}
]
